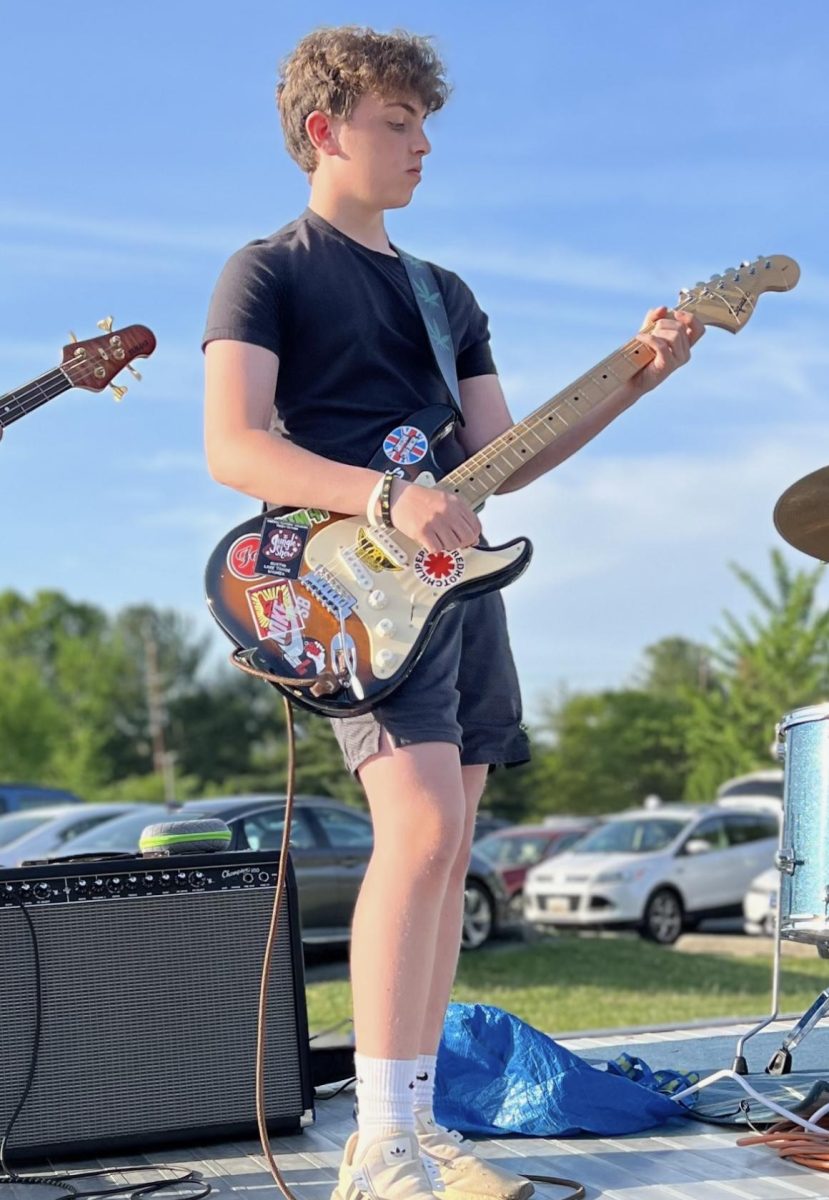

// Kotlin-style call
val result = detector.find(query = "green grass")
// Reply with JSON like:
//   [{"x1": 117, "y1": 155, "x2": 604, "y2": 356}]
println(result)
[{"x1": 305, "y1": 938, "x2": 829, "y2": 1034}]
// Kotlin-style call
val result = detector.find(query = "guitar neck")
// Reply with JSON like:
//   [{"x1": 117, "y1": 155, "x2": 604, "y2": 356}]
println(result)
[
  {"x1": 443, "y1": 335, "x2": 661, "y2": 506},
  {"x1": 0, "y1": 367, "x2": 73, "y2": 427}
]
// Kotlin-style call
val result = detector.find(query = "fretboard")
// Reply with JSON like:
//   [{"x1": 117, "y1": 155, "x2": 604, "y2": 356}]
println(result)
[
  {"x1": 0, "y1": 367, "x2": 73, "y2": 427},
  {"x1": 443, "y1": 335, "x2": 660, "y2": 506}
]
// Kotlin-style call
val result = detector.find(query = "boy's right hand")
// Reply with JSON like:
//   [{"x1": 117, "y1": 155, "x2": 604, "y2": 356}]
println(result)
[{"x1": 389, "y1": 480, "x2": 481, "y2": 552}]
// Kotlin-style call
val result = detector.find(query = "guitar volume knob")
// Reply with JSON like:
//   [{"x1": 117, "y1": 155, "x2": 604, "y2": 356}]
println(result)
[
  {"x1": 367, "y1": 590, "x2": 387, "y2": 609},
  {"x1": 376, "y1": 649, "x2": 397, "y2": 669},
  {"x1": 376, "y1": 618, "x2": 395, "y2": 638}
]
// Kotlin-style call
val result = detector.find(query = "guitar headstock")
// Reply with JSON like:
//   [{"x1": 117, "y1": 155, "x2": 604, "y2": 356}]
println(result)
[
  {"x1": 59, "y1": 321, "x2": 157, "y2": 397},
  {"x1": 676, "y1": 255, "x2": 800, "y2": 333}
]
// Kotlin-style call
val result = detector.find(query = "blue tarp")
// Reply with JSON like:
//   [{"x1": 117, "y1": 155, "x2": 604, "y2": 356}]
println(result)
[{"x1": 435, "y1": 1002, "x2": 696, "y2": 1138}]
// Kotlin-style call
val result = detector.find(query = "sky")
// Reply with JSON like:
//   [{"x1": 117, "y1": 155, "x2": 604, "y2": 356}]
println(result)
[{"x1": 1, "y1": 1, "x2": 827, "y2": 718}]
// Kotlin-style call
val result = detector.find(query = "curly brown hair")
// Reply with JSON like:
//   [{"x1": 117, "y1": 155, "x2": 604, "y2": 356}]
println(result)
[{"x1": 276, "y1": 26, "x2": 450, "y2": 174}]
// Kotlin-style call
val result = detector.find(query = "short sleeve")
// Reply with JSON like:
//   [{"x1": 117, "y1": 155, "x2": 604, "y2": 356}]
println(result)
[
  {"x1": 202, "y1": 243, "x2": 284, "y2": 357},
  {"x1": 434, "y1": 267, "x2": 497, "y2": 380}
]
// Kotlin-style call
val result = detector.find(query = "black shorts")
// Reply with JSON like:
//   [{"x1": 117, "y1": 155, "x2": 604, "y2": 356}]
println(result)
[{"x1": 329, "y1": 590, "x2": 530, "y2": 775}]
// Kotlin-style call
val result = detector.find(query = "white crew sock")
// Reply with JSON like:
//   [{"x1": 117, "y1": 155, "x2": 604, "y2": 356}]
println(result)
[
  {"x1": 354, "y1": 1053, "x2": 417, "y2": 1158},
  {"x1": 414, "y1": 1053, "x2": 438, "y2": 1122}
]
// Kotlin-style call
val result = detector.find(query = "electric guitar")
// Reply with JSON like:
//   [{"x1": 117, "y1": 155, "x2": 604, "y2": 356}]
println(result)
[
  {"x1": 0, "y1": 319, "x2": 156, "y2": 436},
  {"x1": 205, "y1": 255, "x2": 800, "y2": 717}
]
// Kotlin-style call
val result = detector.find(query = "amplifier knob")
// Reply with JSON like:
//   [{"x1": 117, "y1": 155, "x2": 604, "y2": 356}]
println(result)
[
  {"x1": 21, "y1": 883, "x2": 31, "y2": 893},
  {"x1": 176, "y1": 872, "x2": 188, "y2": 885},
  {"x1": 77, "y1": 878, "x2": 88, "y2": 889},
  {"x1": 188, "y1": 871, "x2": 206, "y2": 885},
  {"x1": 107, "y1": 877, "x2": 123, "y2": 892},
  {"x1": 34, "y1": 882, "x2": 51, "y2": 898},
  {"x1": 93, "y1": 878, "x2": 105, "y2": 892},
  {"x1": 127, "y1": 875, "x2": 138, "y2": 886},
  {"x1": 160, "y1": 873, "x2": 172, "y2": 885},
  {"x1": 4, "y1": 883, "x2": 15, "y2": 895}
]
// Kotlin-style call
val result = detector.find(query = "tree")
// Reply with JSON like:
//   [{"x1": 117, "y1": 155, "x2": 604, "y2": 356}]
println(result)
[{"x1": 685, "y1": 549, "x2": 829, "y2": 800}]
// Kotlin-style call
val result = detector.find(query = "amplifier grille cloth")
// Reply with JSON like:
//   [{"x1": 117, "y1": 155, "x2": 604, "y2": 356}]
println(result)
[{"x1": 0, "y1": 889, "x2": 303, "y2": 1149}]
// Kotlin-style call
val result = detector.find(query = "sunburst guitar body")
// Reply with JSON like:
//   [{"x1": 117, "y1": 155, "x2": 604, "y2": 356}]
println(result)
[{"x1": 205, "y1": 405, "x2": 531, "y2": 716}]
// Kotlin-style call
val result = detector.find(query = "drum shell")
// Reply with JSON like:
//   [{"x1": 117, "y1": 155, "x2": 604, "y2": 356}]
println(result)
[{"x1": 779, "y1": 703, "x2": 829, "y2": 943}]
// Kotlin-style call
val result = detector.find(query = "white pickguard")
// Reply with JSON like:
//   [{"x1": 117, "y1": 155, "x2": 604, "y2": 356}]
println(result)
[{"x1": 305, "y1": 517, "x2": 524, "y2": 679}]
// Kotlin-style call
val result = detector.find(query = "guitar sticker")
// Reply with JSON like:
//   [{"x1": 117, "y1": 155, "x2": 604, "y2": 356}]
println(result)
[
  {"x1": 383, "y1": 425, "x2": 428, "y2": 466},
  {"x1": 227, "y1": 533, "x2": 266, "y2": 581},
  {"x1": 331, "y1": 631, "x2": 358, "y2": 677},
  {"x1": 285, "y1": 637, "x2": 326, "y2": 676},
  {"x1": 245, "y1": 580, "x2": 311, "y2": 643},
  {"x1": 414, "y1": 548, "x2": 465, "y2": 589},
  {"x1": 255, "y1": 517, "x2": 308, "y2": 579}
]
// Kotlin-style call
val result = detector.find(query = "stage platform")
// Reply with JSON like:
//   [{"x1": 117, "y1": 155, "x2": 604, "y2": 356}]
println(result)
[{"x1": 5, "y1": 1017, "x2": 829, "y2": 1200}]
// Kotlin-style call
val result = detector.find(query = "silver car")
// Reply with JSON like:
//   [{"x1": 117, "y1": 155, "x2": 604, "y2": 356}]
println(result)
[{"x1": 0, "y1": 802, "x2": 155, "y2": 867}]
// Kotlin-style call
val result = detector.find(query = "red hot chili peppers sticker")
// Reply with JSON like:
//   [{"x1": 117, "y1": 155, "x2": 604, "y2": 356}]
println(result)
[{"x1": 413, "y1": 548, "x2": 465, "y2": 589}]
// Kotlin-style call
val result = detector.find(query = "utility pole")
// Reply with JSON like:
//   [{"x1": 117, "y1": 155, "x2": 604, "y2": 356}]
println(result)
[{"x1": 143, "y1": 627, "x2": 176, "y2": 808}]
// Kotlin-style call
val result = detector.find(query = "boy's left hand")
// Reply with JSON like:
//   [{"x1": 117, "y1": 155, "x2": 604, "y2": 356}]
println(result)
[{"x1": 629, "y1": 306, "x2": 705, "y2": 398}]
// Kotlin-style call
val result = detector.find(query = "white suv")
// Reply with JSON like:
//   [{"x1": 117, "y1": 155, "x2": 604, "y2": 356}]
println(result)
[{"x1": 523, "y1": 804, "x2": 780, "y2": 945}]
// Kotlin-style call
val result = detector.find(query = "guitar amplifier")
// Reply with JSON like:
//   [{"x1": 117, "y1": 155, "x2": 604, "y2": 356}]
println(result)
[{"x1": 0, "y1": 849, "x2": 314, "y2": 1163}]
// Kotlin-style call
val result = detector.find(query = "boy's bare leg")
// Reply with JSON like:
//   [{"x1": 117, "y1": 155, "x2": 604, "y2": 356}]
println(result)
[
  {"x1": 350, "y1": 736, "x2": 468, "y2": 1058},
  {"x1": 417, "y1": 763, "x2": 488, "y2": 1055}
]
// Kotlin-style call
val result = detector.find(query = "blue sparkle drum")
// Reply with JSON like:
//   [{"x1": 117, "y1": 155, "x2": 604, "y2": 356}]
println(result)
[{"x1": 776, "y1": 703, "x2": 829, "y2": 943}]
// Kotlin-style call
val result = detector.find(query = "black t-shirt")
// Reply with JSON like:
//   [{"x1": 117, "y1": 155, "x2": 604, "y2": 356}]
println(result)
[{"x1": 202, "y1": 208, "x2": 497, "y2": 470}]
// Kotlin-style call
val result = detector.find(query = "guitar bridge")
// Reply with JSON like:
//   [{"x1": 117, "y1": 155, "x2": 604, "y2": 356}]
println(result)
[{"x1": 300, "y1": 568, "x2": 357, "y2": 619}]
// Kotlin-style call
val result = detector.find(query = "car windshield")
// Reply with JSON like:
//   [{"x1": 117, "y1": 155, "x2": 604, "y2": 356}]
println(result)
[
  {"x1": 57, "y1": 808, "x2": 163, "y2": 854},
  {"x1": 570, "y1": 817, "x2": 688, "y2": 854},
  {"x1": 0, "y1": 813, "x2": 53, "y2": 847},
  {"x1": 476, "y1": 832, "x2": 555, "y2": 866}
]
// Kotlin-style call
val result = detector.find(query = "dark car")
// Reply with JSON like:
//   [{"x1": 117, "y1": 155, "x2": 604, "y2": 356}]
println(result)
[
  {"x1": 0, "y1": 783, "x2": 82, "y2": 815},
  {"x1": 51, "y1": 795, "x2": 511, "y2": 950},
  {"x1": 474, "y1": 819, "x2": 596, "y2": 919}
]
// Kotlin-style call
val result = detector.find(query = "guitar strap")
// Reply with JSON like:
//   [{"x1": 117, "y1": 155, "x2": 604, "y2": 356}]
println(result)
[{"x1": 395, "y1": 248, "x2": 465, "y2": 426}]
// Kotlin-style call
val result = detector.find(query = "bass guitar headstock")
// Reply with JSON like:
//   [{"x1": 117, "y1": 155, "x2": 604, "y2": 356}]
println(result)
[{"x1": 59, "y1": 317, "x2": 157, "y2": 399}]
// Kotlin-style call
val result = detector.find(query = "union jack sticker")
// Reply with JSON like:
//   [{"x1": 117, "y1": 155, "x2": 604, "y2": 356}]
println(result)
[{"x1": 383, "y1": 424, "x2": 428, "y2": 466}]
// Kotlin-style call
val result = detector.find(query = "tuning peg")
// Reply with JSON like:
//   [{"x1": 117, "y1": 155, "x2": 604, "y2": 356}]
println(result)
[
  {"x1": 97, "y1": 316, "x2": 114, "y2": 333},
  {"x1": 110, "y1": 383, "x2": 127, "y2": 402},
  {"x1": 68, "y1": 331, "x2": 78, "y2": 343},
  {"x1": 126, "y1": 364, "x2": 142, "y2": 381}
]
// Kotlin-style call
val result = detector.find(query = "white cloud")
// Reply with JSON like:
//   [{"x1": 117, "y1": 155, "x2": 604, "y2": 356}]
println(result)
[{"x1": 485, "y1": 426, "x2": 829, "y2": 716}]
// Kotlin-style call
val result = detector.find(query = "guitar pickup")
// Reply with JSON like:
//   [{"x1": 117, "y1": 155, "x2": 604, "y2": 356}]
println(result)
[
  {"x1": 362, "y1": 526, "x2": 409, "y2": 567},
  {"x1": 339, "y1": 546, "x2": 373, "y2": 590}
]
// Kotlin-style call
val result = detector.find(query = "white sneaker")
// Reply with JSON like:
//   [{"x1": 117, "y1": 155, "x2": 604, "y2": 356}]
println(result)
[
  {"x1": 332, "y1": 1130, "x2": 437, "y2": 1200},
  {"x1": 414, "y1": 1111, "x2": 534, "y2": 1200}
]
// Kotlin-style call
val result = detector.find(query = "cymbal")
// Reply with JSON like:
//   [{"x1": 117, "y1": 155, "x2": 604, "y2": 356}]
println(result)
[{"x1": 774, "y1": 466, "x2": 829, "y2": 561}]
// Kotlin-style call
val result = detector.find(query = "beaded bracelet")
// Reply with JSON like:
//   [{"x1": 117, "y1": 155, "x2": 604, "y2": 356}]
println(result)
[{"x1": 380, "y1": 470, "x2": 396, "y2": 529}]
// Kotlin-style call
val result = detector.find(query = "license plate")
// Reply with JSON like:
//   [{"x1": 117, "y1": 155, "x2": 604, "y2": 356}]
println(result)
[{"x1": 545, "y1": 896, "x2": 572, "y2": 914}]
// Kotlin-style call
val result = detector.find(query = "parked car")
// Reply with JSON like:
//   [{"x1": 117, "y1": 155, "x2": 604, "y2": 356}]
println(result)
[
  {"x1": 48, "y1": 795, "x2": 511, "y2": 950},
  {"x1": 473, "y1": 812, "x2": 511, "y2": 841},
  {"x1": 0, "y1": 802, "x2": 156, "y2": 867},
  {"x1": 0, "y1": 783, "x2": 82, "y2": 815},
  {"x1": 474, "y1": 818, "x2": 596, "y2": 919},
  {"x1": 523, "y1": 803, "x2": 780, "y2": 945},
  {"x1": 715, "y1": 769, "x2": 783, "y2": 812},
  {"x1": 744, "y1": 865, "x2": 779, "y2": 936}
]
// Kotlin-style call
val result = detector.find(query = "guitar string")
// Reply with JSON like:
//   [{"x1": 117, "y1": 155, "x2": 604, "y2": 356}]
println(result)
[
  {"x1": 268, "y1": 289, "x2": 724, "y2": 663},
  {"x1": 266, "y1": 333, "x2": 661, "y2": 650},
  {"x1": 0, "y1": 340, "x2": 146, "y2": 423}
]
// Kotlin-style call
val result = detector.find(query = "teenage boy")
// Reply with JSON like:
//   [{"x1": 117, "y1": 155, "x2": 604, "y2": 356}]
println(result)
[{"x1": 203, "y1": 25, "x2": 702, "y2": 1200}]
